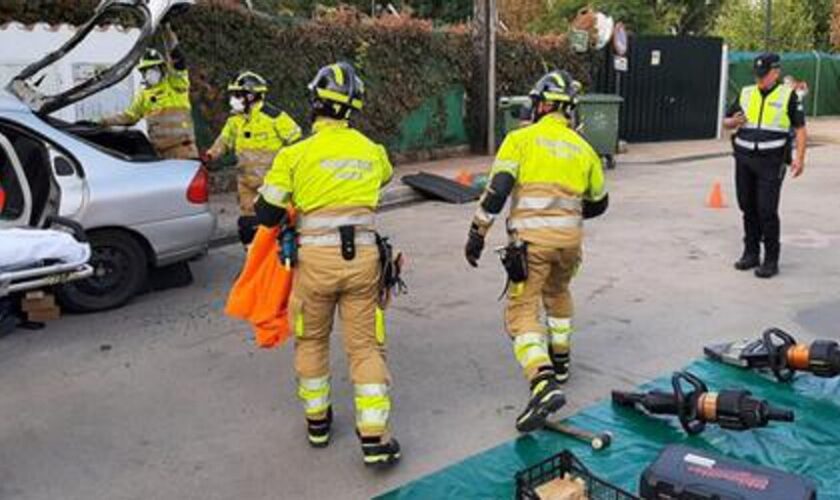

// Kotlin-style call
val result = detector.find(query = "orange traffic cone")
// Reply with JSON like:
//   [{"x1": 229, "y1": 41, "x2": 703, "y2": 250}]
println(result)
[
  {"x1": 706, "y1": 181, "x2": 726, "y2": 209},
  {"x1": 455, "y1": 169, "x2": 474, "y2": 187}
]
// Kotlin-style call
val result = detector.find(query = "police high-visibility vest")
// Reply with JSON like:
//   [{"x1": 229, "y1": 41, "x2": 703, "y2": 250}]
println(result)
[
  {"x1": 734, "y1": 84, "x2": 793, "y2": 155},
  {"x1": 210, "y1": 101, "x2": 302, "y2": 181},
  {"x1": 122, "y1": 70, "x2": 197, "y2": 156},
  {"x1": 478, "y1": 113, "x2": 606, "y2": 248},
  {"x1": 259, "y1": 119, "x2": 393, "y2": 247}
]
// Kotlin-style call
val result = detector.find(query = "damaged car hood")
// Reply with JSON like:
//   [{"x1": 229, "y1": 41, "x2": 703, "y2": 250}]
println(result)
[{"x1": 5, "y1": 0, "x2": 193, "y2": 116}]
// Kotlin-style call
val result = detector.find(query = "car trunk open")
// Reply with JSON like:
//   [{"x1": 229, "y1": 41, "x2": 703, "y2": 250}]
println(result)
[{"x1": 5, "y1": 0, "x2": 193, "y2": 117}]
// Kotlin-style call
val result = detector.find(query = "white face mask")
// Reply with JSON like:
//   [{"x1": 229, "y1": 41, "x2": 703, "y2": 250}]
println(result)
[
  {"x1": 229, "y1": 96, "x2": 246, "y2": 113},
  {"x1": 143, "y1": 68, "x2": 162, "y2": 87}
]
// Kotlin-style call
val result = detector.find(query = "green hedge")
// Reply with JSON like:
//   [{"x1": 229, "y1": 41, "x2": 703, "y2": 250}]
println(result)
[{"x1": 1, "y1": 2, "x2": 591, "y2": 153}]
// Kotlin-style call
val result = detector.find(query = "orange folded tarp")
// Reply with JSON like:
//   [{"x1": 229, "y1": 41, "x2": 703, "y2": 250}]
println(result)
[{"x1": 225, "y1": 225, "x2": 294, "y2": 349}]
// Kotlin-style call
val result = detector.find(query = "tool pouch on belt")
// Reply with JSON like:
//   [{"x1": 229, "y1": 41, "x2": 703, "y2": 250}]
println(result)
[
  {"x1": 339, "y1": 225, "x2": 356, "y2": 261},
  {"x1": 278, "y1": 226, "x2": 298, "y2": 268},
  {"x1": 376, "y1": 233, "x2": 407, "y2": 308},
  {"x1": 500, "y1": 240, "x2": 528, "y2": 284}
]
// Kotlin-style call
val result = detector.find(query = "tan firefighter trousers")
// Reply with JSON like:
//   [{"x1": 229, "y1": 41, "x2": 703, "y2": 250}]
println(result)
[
  {"x1": 291, "y1": 244, "x2": 391, "y2": 437},
  {"x1": 505, "y1": 244, "x2": 581, "y2": 381}
]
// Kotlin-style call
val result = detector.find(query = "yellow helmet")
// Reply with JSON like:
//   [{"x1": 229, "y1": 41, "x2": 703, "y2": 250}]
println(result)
[
  {"x1": 137, "y1": 48, "x2": 166, "y2": 71},
  {"x1": 228, "y1": 71, "x2": 269, "y2": 94},
  {"x1": 308, "y1": 62, "x2": 365, "y2": 118}
]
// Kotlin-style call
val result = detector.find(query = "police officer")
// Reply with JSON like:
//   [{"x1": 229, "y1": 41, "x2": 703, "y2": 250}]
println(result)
[
  {"x1": 464, "y1": 70, "x2": 608, "y2": 432},
  {"x1": 724, "y1": 53, "x2": 807, "y2": 278},
  {"x1": 254, "y1": 62, "x2": 400, "y2": 467},
  {"x1": 99, "y1": 26, "x2": 197, "y2": 159},
  {"x1": 206, "y1": 71, "x2": 301, "y2": 243}
]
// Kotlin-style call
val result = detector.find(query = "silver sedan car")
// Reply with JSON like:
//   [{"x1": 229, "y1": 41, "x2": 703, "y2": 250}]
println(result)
[{"x1": 1, "y1": 0, "x2": 215, "y2": 312}]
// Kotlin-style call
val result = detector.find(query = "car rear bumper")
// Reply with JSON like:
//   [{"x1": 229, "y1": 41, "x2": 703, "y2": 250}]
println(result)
[{"x1": 134, "y1": 211, "x2": 217, "y2": 266}]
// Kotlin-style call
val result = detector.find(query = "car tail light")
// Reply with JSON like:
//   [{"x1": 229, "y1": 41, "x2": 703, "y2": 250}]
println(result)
[{"x1": 187, "y1": 166, "x2": 209, "y2": 204}]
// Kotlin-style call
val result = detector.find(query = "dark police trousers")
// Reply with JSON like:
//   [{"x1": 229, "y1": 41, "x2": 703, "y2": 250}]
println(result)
[{"x1": 735, "y1": 155, "x2": 786, "y2": 263}]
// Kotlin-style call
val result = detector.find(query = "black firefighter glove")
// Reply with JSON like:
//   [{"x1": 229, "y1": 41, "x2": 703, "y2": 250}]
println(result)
[{"x1": 465, "y1": 223, "x2": 485, "y2": 268}]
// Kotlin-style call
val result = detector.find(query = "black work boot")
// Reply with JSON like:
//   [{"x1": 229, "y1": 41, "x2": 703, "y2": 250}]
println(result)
[
  {"x1": 360, "y1": 435, "x2": 401, "y2": 468},
  {"x1": 755, "y1": 260, "x2": 779, "y2": 279},
  {"x1": 306, "y1": 408, "x2": 332, "y2": 448},
  {"x1": 515, "y1": 370, "x2": 567, "y2": 433},
  {"x1": 734, "y1": 252, "x2": 760, "y2": 271}
]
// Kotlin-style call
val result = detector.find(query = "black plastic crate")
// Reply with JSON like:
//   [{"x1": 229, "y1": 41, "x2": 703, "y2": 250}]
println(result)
[{"x1": 515, "y1": 450, "x2": 639, "y2": 500}]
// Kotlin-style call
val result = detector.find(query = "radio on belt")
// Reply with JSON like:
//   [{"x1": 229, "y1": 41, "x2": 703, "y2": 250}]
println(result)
[{"x1": 640, "y1": 445, "x2": 816, "y2": 500}]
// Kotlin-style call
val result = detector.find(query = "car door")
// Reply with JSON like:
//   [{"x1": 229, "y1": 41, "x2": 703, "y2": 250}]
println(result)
[{"x1": 0, "y1": 131, "x2": 33, "y2": 228}]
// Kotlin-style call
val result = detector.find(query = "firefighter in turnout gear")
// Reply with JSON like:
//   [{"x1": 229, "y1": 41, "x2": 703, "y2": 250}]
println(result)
[
  {"x1": 206, "y1": 71, "x2": 301, "y2": 243},
  {"x1": 724, "y1": 53, "x2": 807, "y2": 278},
  {"x1": 254, "y1": 62, "x2": 400, "y2": 467},
  {"x1": 464, "y1": 70, "x2": 608, "y2": 433},
  {"x1": 99, "y1": 26, "x2": 197, "y2": 159}
]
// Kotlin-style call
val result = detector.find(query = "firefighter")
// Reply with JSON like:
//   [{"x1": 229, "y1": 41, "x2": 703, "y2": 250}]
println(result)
[
  {"x1": 464, "y1": 70, "x2": 608, "y2": 432},
  {"x1": 254, "y1": 62, "x2": 400, "y2": 467},
  {"x1": 206, "y1": 71, "x2": 301, "y2": 243},
  {"x1": 724, "y1": 53, "x2": 807, "y2": 278},
  {"x1": 99, "y1": 26, "x2": 197, "y2": 159}
]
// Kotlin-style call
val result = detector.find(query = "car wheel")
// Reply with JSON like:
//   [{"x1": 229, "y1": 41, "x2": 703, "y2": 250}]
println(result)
[{"x1": 57, "y1": 230, "x2": 149, "y2": 313}]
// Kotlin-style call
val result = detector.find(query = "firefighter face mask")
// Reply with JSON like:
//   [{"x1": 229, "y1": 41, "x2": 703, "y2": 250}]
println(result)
[
  {"x1": 229, "y1": 96, "x2": 246, "y2": 114},
  {"x1": 142, "y1": 68, "x2": 163, "y2": 87}
]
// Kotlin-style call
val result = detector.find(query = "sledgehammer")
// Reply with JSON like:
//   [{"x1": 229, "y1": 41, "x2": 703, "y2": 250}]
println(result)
[{"x1": 544, "y1": 419, "x2": 613, "y2": 451}]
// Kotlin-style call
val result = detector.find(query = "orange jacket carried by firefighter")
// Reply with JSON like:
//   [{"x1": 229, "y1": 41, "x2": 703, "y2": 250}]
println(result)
[{"x1": 225, "y1": 225, "x2": 293, "y2": 348}]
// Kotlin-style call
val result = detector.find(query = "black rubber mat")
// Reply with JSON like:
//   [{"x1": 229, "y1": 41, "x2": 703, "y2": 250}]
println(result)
[{"x1": 401, "y1": 172, "x2": 481, "y2": 204}]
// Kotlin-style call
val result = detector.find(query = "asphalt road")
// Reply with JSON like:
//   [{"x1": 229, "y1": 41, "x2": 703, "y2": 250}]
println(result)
[{"x1": 3, "y1": 145, "x2": 840, "y2": 500}]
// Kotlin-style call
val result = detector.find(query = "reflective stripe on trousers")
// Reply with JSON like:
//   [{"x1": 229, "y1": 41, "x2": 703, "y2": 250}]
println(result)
[
  {"x1": 513, "y1": 332, "x2": 551, "y2": 373},
  {"x1": 509, "y1": 215, "x2": 582, "y2": 230},
  {"x1": 547, "y1": 317, "x2": 572, "y2": 350},
  {"x1": 298, "y1": 376, "x2": 331, "y2": 417},
  {"x1": 355, "y1": 383, "x2": 390, "y2": 435}
]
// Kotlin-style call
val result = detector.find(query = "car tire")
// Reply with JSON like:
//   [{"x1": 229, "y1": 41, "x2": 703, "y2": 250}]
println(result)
[{"x1": 57, "y1": 230, "x2": 149, "y2": 313}]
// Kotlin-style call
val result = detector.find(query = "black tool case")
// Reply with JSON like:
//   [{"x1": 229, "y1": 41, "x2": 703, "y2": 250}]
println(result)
[{"x1": 640, "y1": 445, "x2": 817, "y2": 500}]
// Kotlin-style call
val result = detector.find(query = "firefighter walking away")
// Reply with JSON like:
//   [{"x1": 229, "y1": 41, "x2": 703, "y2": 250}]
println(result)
[
  {"x1": 465, "y1": 70, "x2": 609, "y2": 433},
  {"x1": 254, "y1": 62, "x2": 401, "y2": 467}
]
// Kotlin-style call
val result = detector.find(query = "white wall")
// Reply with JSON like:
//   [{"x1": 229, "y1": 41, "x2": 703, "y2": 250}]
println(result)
[{"x1": 0, "y1": 23, "x2": 143, "y2": 123}]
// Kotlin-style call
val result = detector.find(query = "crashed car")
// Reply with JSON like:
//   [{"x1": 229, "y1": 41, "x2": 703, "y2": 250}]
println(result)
[{"x1": 0, "y1": 0, "x2": 215, "y2": 312}]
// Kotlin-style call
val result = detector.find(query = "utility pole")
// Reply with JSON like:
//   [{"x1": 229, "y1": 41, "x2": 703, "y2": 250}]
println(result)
[
  {"x1": 765, "y1": 0, "x2": 772, "y2": 51},
  {"x1": 474, "y1": 0, "x2": 497, "y2": 155}
]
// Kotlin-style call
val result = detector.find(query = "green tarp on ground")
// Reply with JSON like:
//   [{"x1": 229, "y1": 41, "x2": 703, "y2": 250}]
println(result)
[
  {"x1": 378, "y1": 359, "x2": 840, "y2": 499},
  {"x1": 729, "y1": 51, "x2": 840, "y2": 117}
]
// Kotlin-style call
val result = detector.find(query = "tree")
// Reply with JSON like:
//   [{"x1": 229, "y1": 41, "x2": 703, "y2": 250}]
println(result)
[
  {"x1": 833, "y1": 0, "x2": 840, "y2": 50},
  {"x1": 528, "y1": 0, "x2": 724, "y2": 36},
  {"x1": 714, "y1": 0, "x2": 816, "y2": 51},
  {"x1": 806, "y1": 0, "x2": 834, "y2": 50}
]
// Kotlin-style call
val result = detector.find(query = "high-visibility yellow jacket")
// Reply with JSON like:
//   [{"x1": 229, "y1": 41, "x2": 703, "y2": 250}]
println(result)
[
  {"x1": 476, "y1": 113, "x2": 606, "y2": 248},
  {"x1": 208, "y1": 101, "x2": 302, "y2": 181},
  {"x1": 103, "y1": 69, "x2": 196, "y2": 157},
  {"x1": 259, "y1": 119, "x2": 393, "y2": 233}
]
